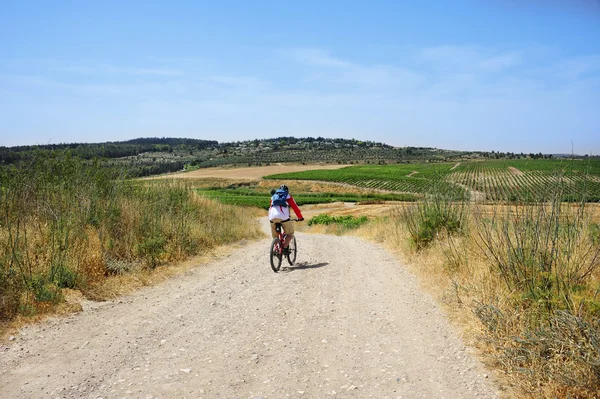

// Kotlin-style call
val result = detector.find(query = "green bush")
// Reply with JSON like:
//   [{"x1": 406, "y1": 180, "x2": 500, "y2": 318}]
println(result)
[
  {"x1": 308, "y1": 214, "x2": 369, "y2": 229},
  {"x1": 402, "y1": 192, "x2": 466, "y2": 250},
  {"x1": 30, "y1": 275, "x2": 62, "y2": 304},
  {"x1": 137, "y1": 236, "x2": 167, "y2": 269},
  {"x1": 53, "y1": 264, "x2": 77, "y2": 289}
]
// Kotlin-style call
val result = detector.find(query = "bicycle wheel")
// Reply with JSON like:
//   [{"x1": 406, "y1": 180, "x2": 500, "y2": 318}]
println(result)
[
  {"x1": 286, "y1": 235, "x2": 297, "y2": 265},
  {"x1": 270, "y1": 237, "x2": 283, "y2": 272}
]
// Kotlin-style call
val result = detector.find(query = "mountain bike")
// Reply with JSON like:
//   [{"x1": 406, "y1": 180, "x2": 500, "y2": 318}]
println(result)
[{"x1": 270, "y1": 220, "x2": 298, "y2": 272}]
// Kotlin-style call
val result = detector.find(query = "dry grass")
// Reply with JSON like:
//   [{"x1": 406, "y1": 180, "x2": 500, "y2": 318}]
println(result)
[
  {"x1": 509, "y1": 167, "x2": 524, "y2": 176},
  {"x1": 80, "y1": 193, "x2": 264, "y2": 302}
]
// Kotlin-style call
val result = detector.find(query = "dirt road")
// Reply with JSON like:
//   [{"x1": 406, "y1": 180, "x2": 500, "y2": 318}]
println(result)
[{"x1": 0, "y1": 223, "x2": 498, "y2": 399}]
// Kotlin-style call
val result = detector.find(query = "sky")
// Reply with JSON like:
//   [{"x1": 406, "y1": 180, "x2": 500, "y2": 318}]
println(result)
[{"x1": 1, "y1": 0, "x2": 599, "y2": 154}]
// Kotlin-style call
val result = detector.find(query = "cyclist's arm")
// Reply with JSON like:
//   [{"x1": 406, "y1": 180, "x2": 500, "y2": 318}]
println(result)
[{"x1": 287, "y1": 196, "x2": 304, "y2": 220}]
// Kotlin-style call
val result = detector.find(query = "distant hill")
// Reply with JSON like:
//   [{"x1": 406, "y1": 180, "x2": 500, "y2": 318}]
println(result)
[{"x1": 0, "y1": 136, "x2": 570, "y2": 177}]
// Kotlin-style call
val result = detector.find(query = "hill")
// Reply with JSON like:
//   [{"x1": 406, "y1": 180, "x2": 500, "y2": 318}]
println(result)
[{"x1": 0, "y1": 136, "x2": 576, "y2": 178}]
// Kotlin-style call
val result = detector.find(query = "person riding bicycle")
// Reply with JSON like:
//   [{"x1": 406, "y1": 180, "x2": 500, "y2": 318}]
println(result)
[{"x1": 269, "y1": 184, "x2": 304, "y2": 254}]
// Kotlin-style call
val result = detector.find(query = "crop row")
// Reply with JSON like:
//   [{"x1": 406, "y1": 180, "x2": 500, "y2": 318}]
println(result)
[
  {"x1": 265, "y1": 160, "x2": 600, "y2": 202},
  {"x1": 196, "y1": 188, "x2": 418, "y2": 209},
  {"x1": 449, "y1": 162, "x2": 600, "y2": 202}
]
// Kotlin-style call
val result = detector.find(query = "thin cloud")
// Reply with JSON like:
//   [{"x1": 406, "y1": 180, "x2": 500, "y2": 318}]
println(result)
[
  {"x1": 553, "y1": 54, "x2": 600, "y2": 79},
  {"x1": 285, "y1": 48, "x2": 353, "y2": 68},
  {"x1": 420, "y1": 45, "x2": 524, "y2": 74},
  {"x1": 286, "y1": 48, "x2": 423, "y2": 89},
  {"x1": 478, "y1": 52, "x2": 522, "y2": 72},
  {"x1": 200, "y1": 75, "x2": 266, "y2": 89}
]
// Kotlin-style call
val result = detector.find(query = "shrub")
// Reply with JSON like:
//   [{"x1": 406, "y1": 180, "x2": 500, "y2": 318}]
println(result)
[
  {"x1": 308, "y1": 214, "x2": 369, "y2": 229},
  {"x1": 475, "y1": 197, "x2": 600, "y2": 317},
  {"x1": 402, "y1": 191, "x2": 466, "y2": 250}
]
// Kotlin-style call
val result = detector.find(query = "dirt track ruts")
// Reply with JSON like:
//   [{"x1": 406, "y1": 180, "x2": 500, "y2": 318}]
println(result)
[{"x1": 0, "y1": 222, "x2": 499, "y2": 399}]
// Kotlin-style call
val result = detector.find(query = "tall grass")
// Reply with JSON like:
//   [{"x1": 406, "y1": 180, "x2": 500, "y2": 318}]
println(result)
[
  {"x1": 0, "y1": 151, "x2": 261, "y2": 321},
  {"x1": 364, "y1": 182, "x2": 600, "y2": 397},
  {"x1": 472, "y1": 195, "x2": 600, "y2": 397},
  {"x1": 475, "y1": 198, "x2": 599, "y2": 318},
  {"x1": 401, "y1": 190, "x2": 467, "y2": 250}
]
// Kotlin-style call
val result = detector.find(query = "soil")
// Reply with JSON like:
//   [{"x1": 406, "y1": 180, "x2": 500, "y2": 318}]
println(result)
[
  {"x1": 0, "y1": 220, "x2": 498, "y2": 399},
  {"x1": 508, "y1": 167, "x2": 524, "y2": 176}
]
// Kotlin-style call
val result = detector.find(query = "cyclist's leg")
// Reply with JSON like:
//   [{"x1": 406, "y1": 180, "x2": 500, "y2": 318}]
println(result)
[
  {"x1": 270, "y1": 218, "x2": 282, "y2": 238},
  {"x1": 281, "y1": 220, "x2": 295, "y2": 248}
]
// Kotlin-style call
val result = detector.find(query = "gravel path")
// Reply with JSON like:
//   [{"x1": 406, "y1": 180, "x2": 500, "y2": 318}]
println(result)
[{"x1": 0, "y1": 226, "x2": 499, "y2": 399}]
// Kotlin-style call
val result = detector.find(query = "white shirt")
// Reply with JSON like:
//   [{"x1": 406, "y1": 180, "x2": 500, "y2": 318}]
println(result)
[{"x1": 268, "y1": 193, "x2": 291, "y2": 221}]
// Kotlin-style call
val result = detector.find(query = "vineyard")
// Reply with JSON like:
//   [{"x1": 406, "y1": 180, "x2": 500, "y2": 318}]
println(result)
[
  {"x1": 449, "y1": 159, "x2": 600, "y2": 202},
  {"x1": 266, "y1": 159, "x2": 600, "y2": 202},
  {"x1": 266, "y1": 164, "x2": 468, "y2": 199}
]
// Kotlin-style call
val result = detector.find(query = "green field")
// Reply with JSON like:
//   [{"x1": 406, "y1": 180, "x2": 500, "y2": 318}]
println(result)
[
  {"x1": 266, "y1": 163, "x2": 467, "y2": 198},
  {"x1": 265, "y1": 159, "x2": 600, "y2": 202},
  {"x1": 196, "y1": 187, "x2": 418, "y2": 209}
]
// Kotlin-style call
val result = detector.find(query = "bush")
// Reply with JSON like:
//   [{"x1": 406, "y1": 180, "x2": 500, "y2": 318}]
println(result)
[
  {"x1": 308, "y1": 214, "x2": 369, "y2": 229},
  {"x1": 402, "y1": 191, "x2": 466, "y2": 250},
  {"x1": 475, "y1": 197, "x2": 600, "y2": 317}
]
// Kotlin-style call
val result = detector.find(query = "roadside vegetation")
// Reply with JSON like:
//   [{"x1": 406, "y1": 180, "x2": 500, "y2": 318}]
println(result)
[
  {"x1": 0, "y1": 151, "x2": 261, "y2": 326},
  {"x1": 360, "y1": 187, "x2": 600, "y2": 398}
]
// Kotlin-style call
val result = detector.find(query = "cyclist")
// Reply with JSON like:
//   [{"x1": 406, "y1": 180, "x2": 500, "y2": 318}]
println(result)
[{"x1": 269, "y1": 184, "x2": 304, "y2": 253}]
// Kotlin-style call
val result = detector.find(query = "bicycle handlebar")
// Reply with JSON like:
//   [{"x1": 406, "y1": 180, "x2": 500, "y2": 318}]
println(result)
[{"x1": 272, "y1": 218, "x2": 304, "y2": 224}]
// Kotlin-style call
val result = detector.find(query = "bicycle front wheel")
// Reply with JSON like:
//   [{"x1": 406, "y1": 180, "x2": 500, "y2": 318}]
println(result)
[
  {"x1": 286, "y1": 235, "x2": 297, "y2": 265},
  {"x1": 270, "y1": 237, "x2": 283, "y2": 272}
]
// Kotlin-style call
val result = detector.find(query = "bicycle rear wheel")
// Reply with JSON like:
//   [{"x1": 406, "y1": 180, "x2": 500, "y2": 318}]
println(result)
[
  {"x1": 286, "y1": 235, "x2": 297, "y2": 265},
  {"x1": 270, "y1": 237, "x2": 283, "y2": 272}
]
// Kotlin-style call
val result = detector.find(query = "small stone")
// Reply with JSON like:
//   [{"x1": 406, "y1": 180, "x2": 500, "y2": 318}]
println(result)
[
  {"x1": 180, "y1": 369, "x2": 191, "y2": 373},
  {"x1": 8, "y1": 336, "x2": 15, "y2": 341},
  {"x1": 321, "y1": 339, "x2": 328, "y2": 343},
  {"x1": 347, "y1": 385, "x2": 357, "y2": 390}
]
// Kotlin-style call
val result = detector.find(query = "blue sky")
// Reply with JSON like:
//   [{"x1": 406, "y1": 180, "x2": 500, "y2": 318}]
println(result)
[{"x1": 1, "y1": 0, "x2": 599, "y2": 154}]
